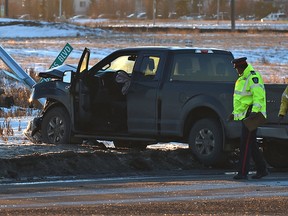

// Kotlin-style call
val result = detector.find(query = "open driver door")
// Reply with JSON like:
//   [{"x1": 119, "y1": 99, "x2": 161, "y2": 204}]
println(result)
[{"x1": 70, "y1": 47, "x2": 91, "y2": 130}]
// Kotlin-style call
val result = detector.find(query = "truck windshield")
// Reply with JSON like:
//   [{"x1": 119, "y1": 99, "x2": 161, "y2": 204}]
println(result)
[{"x1": 102, "y1": 55, "x2": 137, "y2": 74}]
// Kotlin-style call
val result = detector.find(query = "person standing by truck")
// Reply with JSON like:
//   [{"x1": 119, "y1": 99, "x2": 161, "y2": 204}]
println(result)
[
  {"x1": 229, "y1": 57, "x2": 268, "y2": 180},
  {"x1": 278, "y1": 86, "x2": 288, "y2": 122}
]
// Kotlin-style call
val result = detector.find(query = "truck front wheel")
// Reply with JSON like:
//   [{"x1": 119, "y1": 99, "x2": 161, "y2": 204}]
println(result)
[
  {"x1": 41, "y1": 107, "x2": 71, "y2": 144},
  {"x1": 188, "y1": 118, "x2": 226, "y2": 167}
]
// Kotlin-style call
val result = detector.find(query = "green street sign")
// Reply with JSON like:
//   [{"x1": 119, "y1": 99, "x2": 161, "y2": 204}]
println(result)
[{"x1": 50, "y1": 43, "x2": 73, "y2": 69}]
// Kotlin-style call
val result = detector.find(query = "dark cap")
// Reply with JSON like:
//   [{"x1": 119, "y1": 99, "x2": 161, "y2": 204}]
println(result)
[{"x1": 231, "y1": 57, "x2": 247, "y2": 68}]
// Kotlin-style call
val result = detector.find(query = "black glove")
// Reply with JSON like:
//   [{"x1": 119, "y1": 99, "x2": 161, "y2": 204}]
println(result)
[
  {"x1": 278, "y1": 115, "x2": 284, "y2": 124},
  {"x1": 227, "y1": 113, "x2": 234, "y2": 122},
  {"x1": 249, "y1": 112, "x2": 258, "y2": 119}
]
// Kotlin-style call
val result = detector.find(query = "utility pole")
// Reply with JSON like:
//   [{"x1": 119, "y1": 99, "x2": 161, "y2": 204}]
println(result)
[
  {"x1": 231, "y1": 0, "x2": 235, "y2": 31},
  {"x1": 4, "y1": 0, "x2": 8, "y2": 17},
  {"x1": 217, "y1": 0, "x2": 220, "y2": 24},
  {"x1": 197, "y1": 0, "x2": 202, "y2": 16},
  {"x1": 59, "y1": 0, "x2": 62, "y2": 17},
  {"x1": 153, "y1": 0, "x2": 156, "y2": 25},
  {"x1": 0, "y1": 0, "x2": 3, "y2": 17}
]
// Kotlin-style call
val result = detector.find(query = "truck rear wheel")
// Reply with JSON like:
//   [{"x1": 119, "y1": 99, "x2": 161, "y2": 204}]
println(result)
[
  {"x1": 41, "y1": 107, "x2": 71, "y2": 144},
  {"x1": 263, "y1": 140, "x2": 288, "y2": 168},
  {"x1": 188, "y1": 118, "x2": 226, "y2": 167}
]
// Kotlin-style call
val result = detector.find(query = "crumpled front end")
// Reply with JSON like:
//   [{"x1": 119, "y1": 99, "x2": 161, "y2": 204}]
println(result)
[
  {"x1": 23, "y1": 117, "x2": 43, "y2": 143},
  {"x1": 24, "y1": 64, "x2": 75, "y2": 143}
]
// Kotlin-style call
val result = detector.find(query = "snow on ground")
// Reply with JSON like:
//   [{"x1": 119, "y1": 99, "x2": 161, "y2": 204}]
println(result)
[
  {"x1": 66, "y1": 17, "x2": 288, "y2": 30},
  {"x1": 0, "y1": 113, "x2": 188, "y2": 159},
  {"x1": 0, "y1": 113, "x2": 119, "y2": 160},
  {"x1": 0, "y1": 18, "x2": 106, "y2": 38}
]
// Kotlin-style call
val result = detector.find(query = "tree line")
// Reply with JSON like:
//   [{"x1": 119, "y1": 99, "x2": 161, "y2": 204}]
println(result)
[{"x1": 6, "y1": 0, "x2": 286, "y2": 21}]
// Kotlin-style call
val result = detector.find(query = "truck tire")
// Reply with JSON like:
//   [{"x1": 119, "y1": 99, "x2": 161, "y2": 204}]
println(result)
[
  {"x1": 263, "y1": 140, "x2": 288, "y2": 168},
  {"x1": 41, "y1": 107, "x2": 71, "y2": 144},
  {"x1": 188, "y1": 118, "x2": 226, "y2": 167},
  {"x1": 113, "y1": 140, "x2": 147, "y2": 150}
]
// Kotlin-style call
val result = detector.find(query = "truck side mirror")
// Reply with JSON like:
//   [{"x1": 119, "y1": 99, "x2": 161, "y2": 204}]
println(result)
[{"x1": 63, "y1": 71, "x2": 72, "y2": 83}]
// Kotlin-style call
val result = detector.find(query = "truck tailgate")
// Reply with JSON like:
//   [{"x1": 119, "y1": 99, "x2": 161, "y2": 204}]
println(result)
[{"x1": 258, "y1": 125, "x2": 288, "y2": 139}]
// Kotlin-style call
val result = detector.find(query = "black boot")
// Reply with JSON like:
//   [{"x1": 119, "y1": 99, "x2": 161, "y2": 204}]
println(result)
[
  {"x1": 233, "y1": 173, "x2": 248, "y2": 180},
  {"x1": 251, "y1": 169, "x2": 269, "y2": 179}
]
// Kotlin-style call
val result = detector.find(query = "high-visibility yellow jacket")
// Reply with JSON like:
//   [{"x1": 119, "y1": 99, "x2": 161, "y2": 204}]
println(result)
[
  {"x1": 279, "y1": 86, "x2": 288, "y2": 117},
  {"x1": 233, "y1": 64, "x2": 267, "y2": 121}
]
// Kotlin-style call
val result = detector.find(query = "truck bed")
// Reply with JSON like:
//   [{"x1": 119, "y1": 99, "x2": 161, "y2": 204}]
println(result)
[{"x1": 258, "y1": 83, "x2": 288, "y2": 140}]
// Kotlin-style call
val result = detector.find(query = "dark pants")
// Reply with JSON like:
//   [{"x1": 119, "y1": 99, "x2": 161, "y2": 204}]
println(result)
[{"x1": 238, "y1": 121, "x2": 267, "y2": 176}]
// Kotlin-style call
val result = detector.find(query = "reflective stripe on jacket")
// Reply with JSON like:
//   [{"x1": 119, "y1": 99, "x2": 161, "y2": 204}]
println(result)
[
  {"x1": 279, "y1": 86, "x2": 288, "y2": 116},
  {"x1": 233, "y1": 64, "x2": 267, "y2": 121}
]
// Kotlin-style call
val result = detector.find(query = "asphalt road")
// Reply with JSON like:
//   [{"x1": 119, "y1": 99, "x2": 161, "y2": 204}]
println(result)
[{"x1": 1, "y1": 170, "x2": 288, "y2": 215}]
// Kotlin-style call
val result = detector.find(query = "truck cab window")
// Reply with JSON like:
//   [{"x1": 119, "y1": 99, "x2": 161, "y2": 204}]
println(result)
[
  {"x1": 171, "y1": 54, "x2": 195, "y2": 81},
  {"x1": 171, "y1": 53, "x2": 236, "y2": 82},
  {"x1": 138, "y1": 56, "x2": 160, "y2": 79}
]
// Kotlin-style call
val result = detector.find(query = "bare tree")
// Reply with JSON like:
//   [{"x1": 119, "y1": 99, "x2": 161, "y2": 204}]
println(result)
[
  {"x1": 88, "y1": 0, "x2": 98, "y2": 18},
  {"x1": 207, "y1": 0, "x2": 230, "y2": 20},
  {"x1": 118, "y1": 0, "x2": 135, "y2": 18},
  {"x1": 236, "y1": 0, "x2": 250, "y2": 19},
  {"x1": 62, "y1": 0, "x2": 74, "y2": 18},
  {"x1": 175, "y1": 0, "x2": 189, "y2": 17},
  {"x1": 157, "y1": 0, "x2": 170, "y2": 19},
  {"x1": 144, "y1": 0, "x2": 153, "y2": 19},
  {"x1": 254, "y1": 1, "x2": 278, "y2": 19}
]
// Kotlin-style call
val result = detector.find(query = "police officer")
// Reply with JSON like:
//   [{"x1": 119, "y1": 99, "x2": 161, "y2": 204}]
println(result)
[
  {"x1": 229, "y1": 57, "x2": 268, "y2": 180},
  {"x1": 278, "y1": 86, "x2": 288, "y2": 122}
]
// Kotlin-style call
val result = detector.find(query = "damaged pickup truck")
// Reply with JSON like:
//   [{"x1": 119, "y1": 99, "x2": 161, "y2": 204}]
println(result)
[
  {"x1": 25, "y1": 47, "x2": 287, "y2": 167},
  {"x1": 26, "y1": 46, "x2": 240, "y2": 166}
]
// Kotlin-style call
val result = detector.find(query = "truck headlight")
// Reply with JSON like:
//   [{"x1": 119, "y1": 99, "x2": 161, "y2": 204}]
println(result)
[{"x1": 28, "y1": 89, "x2": 35, "y2": 107}]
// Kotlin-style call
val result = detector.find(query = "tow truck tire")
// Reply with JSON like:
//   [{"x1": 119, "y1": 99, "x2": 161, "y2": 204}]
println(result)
[
  {"x1": 263, "y1": 140, "x2": 288, "y2": 168},
  {"x1": 41, "y1": 106, "x2": 71, "y2": 144},
  {"x1": 188, "y1": 118, "x2": 226, "y2": 167}
]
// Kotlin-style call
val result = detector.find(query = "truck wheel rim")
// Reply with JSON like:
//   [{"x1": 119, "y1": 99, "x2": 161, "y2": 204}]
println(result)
[
  {"x1": 195, "y1": 129, "x2": 215, "y2": 155},
  {"x1": 47, "y1": 116, "x2": 65, "y2": 143}
]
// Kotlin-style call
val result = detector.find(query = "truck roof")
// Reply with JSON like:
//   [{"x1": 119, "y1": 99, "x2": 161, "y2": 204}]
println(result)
[{"x1": 116, "y1": 46, "x2": 232, "y2": 54}]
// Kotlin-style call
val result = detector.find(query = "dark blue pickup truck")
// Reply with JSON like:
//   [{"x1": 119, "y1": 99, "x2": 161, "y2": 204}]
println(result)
[{"x1": 25, "y1": 47, "x2": 287, "y2": 167}]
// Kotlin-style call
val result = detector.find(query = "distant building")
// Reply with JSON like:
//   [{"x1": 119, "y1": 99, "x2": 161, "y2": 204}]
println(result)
[{"x1": 73, "y1": 0, "x2": 90, "y2": 15}]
